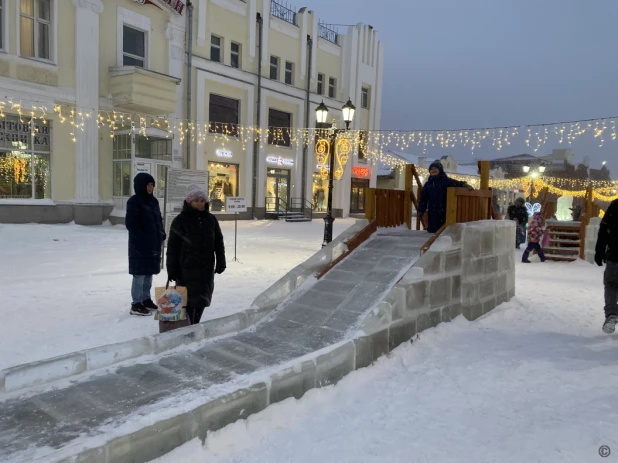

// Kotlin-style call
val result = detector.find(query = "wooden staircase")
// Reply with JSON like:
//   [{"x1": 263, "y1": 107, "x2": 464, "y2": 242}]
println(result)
[{"x1": 542, "y1": 222, "x2": 581, "y2": 262}]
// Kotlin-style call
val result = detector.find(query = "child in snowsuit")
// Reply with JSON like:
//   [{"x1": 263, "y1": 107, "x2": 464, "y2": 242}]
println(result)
[{"x1": 522, "y1": 211, "x2": 546, "y2": 263}]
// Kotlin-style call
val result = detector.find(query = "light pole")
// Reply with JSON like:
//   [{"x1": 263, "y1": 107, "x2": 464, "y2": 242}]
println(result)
[
  {"x1": 315, "y1": 98, "x2": 356, "y2": 247},
  {"x1": 522, "y1": 164, "x2": 546, "y2": 203}
]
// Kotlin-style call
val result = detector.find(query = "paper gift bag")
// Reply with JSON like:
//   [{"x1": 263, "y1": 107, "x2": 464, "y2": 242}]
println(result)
[{"x1": 154, "y1": 283, "x2": 188, "y2": 322}]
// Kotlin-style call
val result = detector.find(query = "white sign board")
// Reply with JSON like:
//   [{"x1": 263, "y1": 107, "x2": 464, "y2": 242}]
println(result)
[
  {"x1": 135, "y1": 162, "x2": 151, "y2": 174},
  {"x1": 225, "y1": 197, "x2": 247, "y2": 213},
  {"x1": 164, "y1": 212, "x2": 179, "y2": 244},
  {"x1": 166, "y1": 168, "x2": 209, "y2": 204}
]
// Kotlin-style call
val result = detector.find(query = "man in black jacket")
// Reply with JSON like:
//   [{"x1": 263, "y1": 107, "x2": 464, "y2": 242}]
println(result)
[
  {"x1": 507, "y1": 197, "x2": 528, "y2": 248},
  {"x1": 595, "y1": 199, "x2": 618, "y2": 333}
]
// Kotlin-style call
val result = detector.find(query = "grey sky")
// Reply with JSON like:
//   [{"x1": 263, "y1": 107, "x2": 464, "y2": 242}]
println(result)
[{"x1": 305, "y1": 0, "x2": 618, "y2": 176}]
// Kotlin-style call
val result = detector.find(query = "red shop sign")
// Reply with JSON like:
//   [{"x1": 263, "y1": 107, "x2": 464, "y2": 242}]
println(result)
[{"x1": 353, "y1": 166, "x2": 370, "y2": 178}]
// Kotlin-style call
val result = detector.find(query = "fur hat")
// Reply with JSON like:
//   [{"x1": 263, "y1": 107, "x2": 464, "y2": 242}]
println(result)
[{"x1": 185, "y1": 184, "x2": 209, "y2": 203}]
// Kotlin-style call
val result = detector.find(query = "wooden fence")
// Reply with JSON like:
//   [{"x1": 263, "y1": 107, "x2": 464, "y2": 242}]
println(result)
[
  {"x1": 445, "y1": 188, "x2": 493, "y2": 226},
  {"x1": 364, "y1": 188, "x2": 407, "y2": 228}
]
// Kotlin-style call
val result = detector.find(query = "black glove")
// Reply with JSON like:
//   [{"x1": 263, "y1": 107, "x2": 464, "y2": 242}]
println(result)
[
  {"x1": 215, "y1": 266, "x2": 226, "y2": 275},
  {"x1": 595, "y1": 253, "x2": 605, "y2": 267},
  {"x1": 162, "y1": 232, "x2": 167, "y2": 241}
]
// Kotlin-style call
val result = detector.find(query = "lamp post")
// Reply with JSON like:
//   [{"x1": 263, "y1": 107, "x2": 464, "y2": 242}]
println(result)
[
  {"x1": 522, "y1": 164, "x2": 546, "y2": 203},
  {"x1": 315, "y1": 98, "x2": 356, "y2": 247}
]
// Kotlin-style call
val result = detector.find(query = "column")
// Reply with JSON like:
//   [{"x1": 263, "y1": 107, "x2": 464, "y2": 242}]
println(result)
[
  {"x1": 73, "y1": 0, "x2": 103, "y2": 204},
  {"x1": 166, "y1": 19, "x2": 186, "y2": 169}
]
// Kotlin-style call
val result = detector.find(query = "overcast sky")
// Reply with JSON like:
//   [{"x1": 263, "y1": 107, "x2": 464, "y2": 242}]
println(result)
[{"x1": 305, "y1": 0, "x2": 618, "y2": 176}]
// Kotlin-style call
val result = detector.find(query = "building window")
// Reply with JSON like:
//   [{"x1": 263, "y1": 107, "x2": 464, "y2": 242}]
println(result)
[
  {"x1": 20, "y1": 0, "x2": 52, "y2": 60},
  {"x1": 350, "y1": 178, "x2": 370, "y2": 213},
  {"x1": 312, "y1": 172, "x2": 329, "y2": 212},
  {"x1": 358, "y1": 130, "x2": 367, "y2": 162},
  {"x1": 328, "y1": 77, "x2": 336, "y2": 98},
  {"x1": 268, "y1": 109, "x2": 291, "y2": 147},
  {"x1": 361, "y1": 87, "x2": 370, "y2": 109},
  {"x1": 209, "y1": 94, "x2": 240, "y2": 137},
  {"x1": 135, "y1": 136, "x2": 172, "y2": 162},
  {"x1": 208, "y1": 162, "x2": 239, "y2": 212},
  {"x1": 270, "y1": 56, "x2": 279, "y2": 80},
  {"x1": 122, "y1": 25, "x2": 146, "y2": 67},
  {"x1": 113, "y1": 135, "x2": 132, "y2": 197},
  {"x1": 211, "y1": 35, "x2": 221, "y2": 62},
  {"x1": 0, "y1": 116, "x2": 52, "y2": 200},
  {"x1": 317, "y1": 73, "x2": 324, "y2": 95},
  {"x1": 231, "y1": 42, "x2": 241, "y2": 69},
  {"x1": 285, "y1": 61, "x2": 293, "y2": 85}
]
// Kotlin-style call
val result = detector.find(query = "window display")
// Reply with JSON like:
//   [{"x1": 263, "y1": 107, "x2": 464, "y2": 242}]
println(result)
[
  {"x1": 0, "y1": 116, "x2": 51, "y2": 199},
  {"x1": 312, "y1": 173, "x2": 329, "y2": 212},
  {"x1": 208, "y1": 161, "x2": 238, "y2": 212}
]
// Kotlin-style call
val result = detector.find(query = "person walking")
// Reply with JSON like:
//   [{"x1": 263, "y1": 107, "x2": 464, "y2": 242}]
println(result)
[
  {"x1": 595, "y1": 199, "x2": 618, "y2": 334},
  {"x1": 417, "y1": 160, "x2": 473, "y2": 233},
  {"x1": 126, "y1": 172, "x2": 165, "y2": 316},
  {"x1": 521, "y1": 211, "x2": 547, "y2": 263},
  {"x1": 507, "y1": 197, "x2": 528, "y2": 249},
  {"x1": 166, "y1": 184, "x2": 226, "y2": 325}
]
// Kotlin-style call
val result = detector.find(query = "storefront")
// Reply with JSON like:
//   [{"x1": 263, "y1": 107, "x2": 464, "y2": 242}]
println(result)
[
  {"x1": 207, "y1": 161, "x2": 239, "y2": 212},
  {"x1": 350, "y1": 167, "x2": 371, "y2": 214},
  {"x1": 266, "y1": 167, "x2": 290, "y2": 212},
  {"x1": 0, "y1": 116, "x2": 52, "y2": 200},
  {"x1": 112, "y1": 129, "x2": 173, "y2": 210}
]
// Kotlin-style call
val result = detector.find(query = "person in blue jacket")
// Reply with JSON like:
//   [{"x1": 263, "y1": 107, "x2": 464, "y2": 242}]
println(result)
[
  {"x1": 418, "y1": 160, "x2": 472, "y2": 233},
  {"x1": 125, "y1": 172, "x2": 165, "y2": 316}
]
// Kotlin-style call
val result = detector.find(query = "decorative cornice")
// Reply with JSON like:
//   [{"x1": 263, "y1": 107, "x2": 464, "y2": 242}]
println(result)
[{"x1": 72, "y1": 0, "x2": 104, "y2": 14}]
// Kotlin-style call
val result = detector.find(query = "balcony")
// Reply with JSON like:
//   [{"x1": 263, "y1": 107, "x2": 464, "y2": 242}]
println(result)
[
  {"x1": 271, "y1": 0, "x2": 297, "y2": 26},
  {"x1": 109, "y1": 66, "x2": 181, "y2": 115},
  {"x1": 318, "y1": 22, "x2": 339, "y2": 45}
]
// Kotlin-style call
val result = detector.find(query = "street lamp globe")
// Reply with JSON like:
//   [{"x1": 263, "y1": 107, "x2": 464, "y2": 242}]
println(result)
[
  {"x1": 315, "y1": 101, "x2": 329, "y2": 125},
  {"x1": 523, "y1": 165, "x2": 531, "y2": 173},
  {"x1": 341, "y1": 98, "x2": 356, "y2": 129},
  {"x1": 531, "y1": 172, "x2": 539, "y2": 179},
  {"x1": 538, "y1": 165, "x2": 546, "y2": 173}
]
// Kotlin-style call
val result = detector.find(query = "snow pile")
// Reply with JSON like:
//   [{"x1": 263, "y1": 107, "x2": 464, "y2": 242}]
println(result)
[{"x1": 151, "y1": 259, "x2": 618, "y2": 463}]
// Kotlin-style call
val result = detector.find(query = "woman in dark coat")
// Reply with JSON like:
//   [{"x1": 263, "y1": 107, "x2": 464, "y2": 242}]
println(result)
[
  {"x1": 166, "y1": 184, "x2": 226, "y2": 324},
  {"x1": 418, "y1": 160, "x2": 472, "y2": 233},
  {"x1": 125, "y1": 172, "x2": 165, "y2": 316}
]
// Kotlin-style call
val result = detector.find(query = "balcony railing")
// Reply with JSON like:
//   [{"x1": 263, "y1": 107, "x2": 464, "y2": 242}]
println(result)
[
  {"x1": 318, "y1": 21, "x2": 339, "y2": 45},
  {"x1": 271, "y1": 0, "x2": 297, "y2": 26}
]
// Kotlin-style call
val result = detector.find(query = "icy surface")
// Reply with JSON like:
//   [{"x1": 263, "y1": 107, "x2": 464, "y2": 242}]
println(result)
[
  {"x1": 151, "y1": 257, "x2": 618, "y2": 463},
  {"x1": 0, "y1": 219, "x2": 357, "y2": 370}
]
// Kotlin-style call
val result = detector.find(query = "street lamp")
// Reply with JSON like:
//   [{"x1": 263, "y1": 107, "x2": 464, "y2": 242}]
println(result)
[
  {"x1": 522, "y1": 164, "x2": 545, "y2": 203},
  {"x1": 315, "y1": 98, "x2": 356, "y2": 247}
]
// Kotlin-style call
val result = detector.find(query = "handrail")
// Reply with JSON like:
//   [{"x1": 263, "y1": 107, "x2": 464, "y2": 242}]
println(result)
[
  {"x1": 286, "y1": 197, "x2": 313, "y2": 222},
  {"x1": 265, "y1": 196, "x2": 287, "y2": 214},
  {"x1": 420, "y1": 224, "x2": 446, "y2": 255}
]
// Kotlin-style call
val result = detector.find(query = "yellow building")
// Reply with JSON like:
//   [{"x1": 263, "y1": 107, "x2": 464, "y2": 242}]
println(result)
[{"x1": 0, "y1": 0, "x2": 383, "y2": 223}]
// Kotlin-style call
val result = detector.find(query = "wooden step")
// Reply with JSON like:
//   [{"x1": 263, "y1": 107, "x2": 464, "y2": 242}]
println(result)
[
  {"x1": 543, "y1": 246, "x2": 579, "y2": 255},
  {"x1": 548, "y1": 238, "x2": 580, "y2": 245},
  {"x1": 543, "y1": 254, "x2": 578, "y2": 262},
  {"x1": 549, "y1": 231, "x2": 580, "y2": 237}
]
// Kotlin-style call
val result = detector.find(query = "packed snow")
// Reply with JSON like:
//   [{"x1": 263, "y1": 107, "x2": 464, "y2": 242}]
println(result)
[
  {"x1": 151, "y1": 258, "x2": 618, "y2": 463},
  {"x1": 0, "y1": 218, "x2": 356, "y2": 371}
]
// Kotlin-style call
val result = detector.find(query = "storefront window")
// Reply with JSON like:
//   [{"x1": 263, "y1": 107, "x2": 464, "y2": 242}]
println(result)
[
  {"x1": 0, "y1": 116, "x2": 51, "y2": 199},
  {"x1": 135, "y1": 136, "x2": 172, "y2": 161},
  {"x1": 208, "y1": 161, "x2": 238, "y2": 212},
  {"x1": 113, "y1": 135, "x2": 132, "y2": 197},
  {"x1": 350, "y1": 178, "x2": 370, "y2": 213},
  {"x1": 312, "y1": 172, "x2": 329, "y2": 211}
]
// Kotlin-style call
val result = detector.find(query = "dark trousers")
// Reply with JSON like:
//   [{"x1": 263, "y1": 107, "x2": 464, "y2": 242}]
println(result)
[
  {"x1": 186, "y1": 306, "x2": 206, "y2": 325},
  {"x1": 522, "y1": 242, "x2": 546, "y2": 262},
  {"x1": 604, "y1": 261, "x2": 618, "y2": 317}
]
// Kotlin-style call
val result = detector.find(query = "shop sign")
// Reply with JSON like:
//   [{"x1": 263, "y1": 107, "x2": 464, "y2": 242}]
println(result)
[
  {"x1": 513, "y1": 189, "x2": 520, "y2": 193},
  {"x1": 266, "y1": 156, "x2": 294, "y2": 167},
  {"x1": 216, "y1": 149, "x2": 233, "y2": 158},
  {"x1": 316, "y1": 163, "x2": 330, "y2": 170},
  {"x1": 131, "y1": 0, "x2": 184, "y2": 15},
  {"x1": 135, "y1": 162, "x2": 151, "y2": 174},
  {"x1": 166, "y1": 168, "x2": 209, "y2": 203},
  {"x1": 353, "y1": 166, "x2": 370, "y2": 178},
  {"x1": 225, "y1": 197, "x2": 247, "y2": 212},
  {"x1": 0, "y1": 119, "x2": 51, "y2": 147}
]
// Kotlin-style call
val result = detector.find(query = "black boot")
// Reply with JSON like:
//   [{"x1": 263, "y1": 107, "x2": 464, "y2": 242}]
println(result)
[
  {"x1": 142, "y1": 298, "x2": 158, "y2": 311},
  {"x1": 130, "y1": 303, "x2": 151, "y2": 316},
  {"x1": 602, "y1": 315, "x2": 618, "y2": 334}
]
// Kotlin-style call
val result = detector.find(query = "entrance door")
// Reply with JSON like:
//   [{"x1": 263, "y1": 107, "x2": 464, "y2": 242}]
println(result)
[
  {"x1": 266, "y1": 168, "x2": 290, "y2": 212},
  {"x1": 350, "y1": 178, "x2": 370, "y2": 213}
]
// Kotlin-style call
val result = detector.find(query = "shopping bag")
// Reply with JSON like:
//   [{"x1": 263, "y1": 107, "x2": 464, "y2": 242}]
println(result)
[
  {"x1": 542, "y1": 229, "x2": 550, "y2": 248},
  {"x1": 154, "y1": 282, "x2": 188, "y2": 322}
]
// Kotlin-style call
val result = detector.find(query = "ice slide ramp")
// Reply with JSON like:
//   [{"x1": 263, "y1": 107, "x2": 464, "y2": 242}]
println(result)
[{"x1": 0, "y1": 220, "x2": 516, "y2": 463}]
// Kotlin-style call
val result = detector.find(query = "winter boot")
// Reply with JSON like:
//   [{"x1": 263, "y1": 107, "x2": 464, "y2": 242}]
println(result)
[
  {"x1": 142, "y1": 298, "x2": 158, "y2": 311},
  {"x1": 602, "y1": 315, "x2": 618, "y2": 334},
  {"x1": 130, "y1": 303, "x2": 151, "y2": 316}
]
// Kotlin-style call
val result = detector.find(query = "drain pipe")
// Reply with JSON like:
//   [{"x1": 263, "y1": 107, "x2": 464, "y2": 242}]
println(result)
[
  {"x1": 252, "y1": 12, "x2": 263, "y2": 219},
  {"x1": 302, "y1": 34, "x2": 313, "y2": 206},
  {"x1": 185, "y1": 1, "x2": 194, "y2": 169}
]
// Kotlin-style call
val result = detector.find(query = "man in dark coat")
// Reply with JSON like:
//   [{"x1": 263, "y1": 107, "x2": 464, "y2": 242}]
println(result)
[
  {"x1": 507, "y1": 197, "x2": 529, "y2": 248},
  {"x1": 595, "y1": 198, "x2": 618, "y2": 334},
  {"x1": 417, "y1": 160, "x2": 472, "y2": 233},
  {"x1": 126, "y1": 172, "x2": 165, "y2": 316},
  {"x1": 166, "y1": 184, "x2": 226, "y2": 325}
]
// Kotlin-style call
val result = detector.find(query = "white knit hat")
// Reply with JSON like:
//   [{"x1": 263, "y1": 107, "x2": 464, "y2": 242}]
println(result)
[{"x1": 185, "y1": 184, "x2": 209, "y2": 203}]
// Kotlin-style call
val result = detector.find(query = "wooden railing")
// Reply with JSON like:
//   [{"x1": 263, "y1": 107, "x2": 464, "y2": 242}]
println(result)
[
  {"x1": 365, "y1": 188, "x2": 407, "y2": 228},
  {"x1": 445, "y1": 188, "x2": 493, "y2": 226}
]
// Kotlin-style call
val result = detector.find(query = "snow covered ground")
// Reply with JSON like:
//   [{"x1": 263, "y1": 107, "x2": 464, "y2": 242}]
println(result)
[
  {"x1": 152, "y1": 257, "x2": 618, "y2": 463},
  {"x1": 0, "y1": 218, "x2": 356, "y2": 371}
]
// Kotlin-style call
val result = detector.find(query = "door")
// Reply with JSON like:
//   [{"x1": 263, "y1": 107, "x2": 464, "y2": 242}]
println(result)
[
  {"x1": 266, "y1": 169, "x2": 290, "y2": 212},
  {"x1": 350, "y1": 178, "x2": 370, "y2": 213}
]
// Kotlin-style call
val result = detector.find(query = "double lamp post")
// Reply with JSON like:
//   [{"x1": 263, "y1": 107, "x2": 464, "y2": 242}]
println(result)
[
  {"x1": 315, "y1": 98, "x2": 356, "y2": 247},
  {"x1": 522, "y1": 164, "x2": 546, "y2": 203}
]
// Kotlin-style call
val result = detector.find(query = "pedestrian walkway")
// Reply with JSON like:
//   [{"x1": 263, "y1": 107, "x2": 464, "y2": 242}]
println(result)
[{"x1": 0, "y1": 230, "x2": 428, "y2": 463}]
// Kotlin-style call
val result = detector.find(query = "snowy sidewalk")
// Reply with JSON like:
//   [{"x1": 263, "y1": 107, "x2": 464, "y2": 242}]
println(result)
[
  {"x1": 0, "y1": 219, "x2": 356, "y2": 370},
  {"x1": 153, "y1": 259, "x2": 618, "y2": 463}
]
